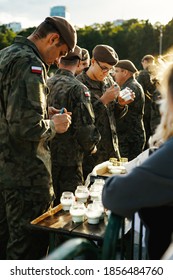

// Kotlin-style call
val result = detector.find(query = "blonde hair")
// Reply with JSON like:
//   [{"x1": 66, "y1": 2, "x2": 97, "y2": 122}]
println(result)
[{"x1": 151, "y1": 64, "x2": 173, "y2": 146}]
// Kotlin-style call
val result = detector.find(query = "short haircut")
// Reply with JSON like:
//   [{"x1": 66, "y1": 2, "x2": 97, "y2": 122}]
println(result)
[
  {"x1": 142, "y1": 54, "x2": 155, "y2": 63},
  {"x1": 60, "y1": 57, "x2": 80, "y2": 66},
  {"x1": 32, "y1": 21, "x2": 66, "y2": 46}
]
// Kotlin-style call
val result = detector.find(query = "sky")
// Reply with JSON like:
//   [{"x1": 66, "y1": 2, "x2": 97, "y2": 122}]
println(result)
[{"x1": 0, "y1": 0, "x2": 173, "y2": 29}]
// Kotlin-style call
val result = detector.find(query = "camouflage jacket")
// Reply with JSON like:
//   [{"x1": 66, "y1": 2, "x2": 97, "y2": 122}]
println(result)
[
  {"x1": 137, "y1": 68, "x2": 161, "y2": 138},
  {"x1": 116, "y1": 76, "x2": 146, "y2": 158},
  {"x1": 136, "y1": 69, "x2": 156, "y2": 97},
  {"x1": 0, "y1": 36, "x2": 55, "y2": 199},
  {"x1": 48, "y1": 69, "x2": 101, "y2": 166},
  {"x1": 76, "y1": 71, "x2": 128, "y2": 164}
]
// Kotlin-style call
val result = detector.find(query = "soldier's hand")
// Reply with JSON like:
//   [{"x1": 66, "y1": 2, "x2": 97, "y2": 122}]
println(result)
[
  {"x1": 48, "y1": 106, "x2": 60, "y2": 119},
  {"x1": 100, "y1": 85, "x2": 120, "y2": 105},
  {"x1": 118, "y1": 90, "x2": 135, "y2": 106},
  {"x1": 52, "y1": 110, "x2": 72, "y2": 133}
]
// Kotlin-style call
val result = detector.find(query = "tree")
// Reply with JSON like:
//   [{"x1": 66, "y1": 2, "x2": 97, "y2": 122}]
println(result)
[
  {"x1": 1, "y1": 19, "x2": 173, "y2": 63},
  {"x1": 0, "y1": 25, "x2": 16, "y2": 50},
  {"x1": 17, "y1": 27, "x2": 36, "y2": 37},
  {"x1": 162, "y1": 19, "x2": 173, "y2": 54}
]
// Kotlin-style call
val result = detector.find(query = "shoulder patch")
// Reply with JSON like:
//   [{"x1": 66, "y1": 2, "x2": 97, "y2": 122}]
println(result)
[
  {"x1": 31, "y1": 66, "x2": 42, "y2": 74},
  {"x1": 85, "y1": 91, "x2": 90, "y2": 97}
]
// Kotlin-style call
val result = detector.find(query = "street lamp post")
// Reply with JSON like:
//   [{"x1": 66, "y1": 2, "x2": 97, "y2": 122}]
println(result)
[{"x1": 159, "y1": 25, "x2": 163, "y2": 56}]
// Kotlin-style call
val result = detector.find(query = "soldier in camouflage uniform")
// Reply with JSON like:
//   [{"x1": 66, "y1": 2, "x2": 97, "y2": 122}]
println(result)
[
  {"x1": 77, "y1": 45, "x2": 134, "y2": 178},
  {"x1": 48, "y1": 46, "x2": 100, "y2": 205},
  {"x1": 114, "y1": 60, "x2": 146, "y2": 161},
  {"x1": 136, "y1": 55, "x2": 161, "y2": 149},
  {"x1": 0, "y1": 16, "x2": 76, "y2": 259}
]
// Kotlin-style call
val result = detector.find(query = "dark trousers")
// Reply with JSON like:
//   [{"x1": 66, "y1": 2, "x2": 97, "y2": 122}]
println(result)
[
  {"x1": 51, "y1": 163, "x2": 84, "y2": 206},
  {"x1": 0, "y1": 189, "x2": 51, "y2": 260}
]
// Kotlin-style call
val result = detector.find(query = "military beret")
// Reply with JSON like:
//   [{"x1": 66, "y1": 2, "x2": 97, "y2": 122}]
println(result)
[
  {"x1": 81, "y1": 48, "x2": 90, "y2": 61},
  {"x1": 61, "y1": 45, "x2": 82, "y2": 60},
  {"x1": 44, "y1": 16, "x2": 77, "y2": 51},
  {"x1": 116, "y1": 59, "x2": 138, "y2": 73},
  {"x1": 92, "y1": 44, "x2": 119, "y2": 65}
]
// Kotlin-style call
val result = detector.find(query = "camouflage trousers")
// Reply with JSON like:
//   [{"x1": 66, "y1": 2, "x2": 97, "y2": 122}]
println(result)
[
  {"x1": 0, "y1": 189, "x2": 52, "y2": 260},
  {"x1": 51, "y1": 162, "x2": 84, "y2": 206}
]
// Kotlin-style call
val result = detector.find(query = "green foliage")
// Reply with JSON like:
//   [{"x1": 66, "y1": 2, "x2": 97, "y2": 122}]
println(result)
[
  {"x1": 17, "y1": 27, "x2": 36, "y2": 37},
  {"x1": 162, "y1": 19, "x2": 173, "y2": 53},
  {"x1": 0, "y1": 25, "x2": 16, "y2": 49},
  {"x1": 76, "y1": 18, "x2": 171, "y2": 68},
  {"x1": 1, "y1": 19, "x2": 173, "y2": 64}
]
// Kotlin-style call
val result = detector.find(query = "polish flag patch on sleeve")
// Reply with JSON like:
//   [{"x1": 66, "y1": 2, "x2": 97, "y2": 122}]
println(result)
[
  {"x1": 31, "y1": 66, "x2": 42, "y2": 74},
  {"x1": 85, "y1": 91, "x2": 90, "y2": 97}
]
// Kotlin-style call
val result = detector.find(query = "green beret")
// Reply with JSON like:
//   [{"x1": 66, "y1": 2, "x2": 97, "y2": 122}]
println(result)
[
  {"x1": 61, "y1": 45, "x2": 82, "y2": 60},
  {"x1": 45, "y1": 16, "x2": 77, "y2": 51},
  {"x1": 116, "y1": 60, "x2": 138, "y2": 73},
  {"x1": 92, "y1": 44, "x2": 119, "y2": 65}
]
